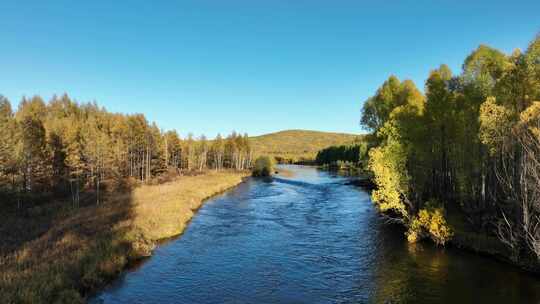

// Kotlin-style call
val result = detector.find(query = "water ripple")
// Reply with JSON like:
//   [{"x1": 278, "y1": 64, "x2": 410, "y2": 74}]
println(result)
[{"x1": 91, "y1": 166, "x2": 540, "y2": 304}]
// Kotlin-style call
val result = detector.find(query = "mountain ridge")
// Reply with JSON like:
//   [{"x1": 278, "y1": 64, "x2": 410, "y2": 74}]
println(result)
[{"x1": 249, "y1": 129, "x2": 361, "y2": 162}]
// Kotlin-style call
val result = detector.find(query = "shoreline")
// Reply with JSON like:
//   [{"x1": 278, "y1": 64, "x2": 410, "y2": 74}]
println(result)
[
  {"x1": 89, "y1": 172, "x2": 251, "y2": 299},
  {"x1": 318, "y1": 165, "x2": 540, "y2": 275},
  {"x1": 0, "y1": 171, "x2": 249, "y2": 304},
  {"x1": 448, "y1": 227, "x2": 540, "y2": 275},
  {"x1": 98, "y1": 171, "x2": 251, "y2": 300},
  {"x1": 4, "y1": 166, "x2": 538, "y2": 303}
]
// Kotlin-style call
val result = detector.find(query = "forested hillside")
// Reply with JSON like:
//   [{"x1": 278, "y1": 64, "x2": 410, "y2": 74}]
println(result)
[
  {"x1": 249, "y1": 129, "x2": 359, "y2": 163},
  {"x1": 0, "y1": 95, "x2": 253, "y2": 209},
  {"x1": 361, "y1": 34, "x2": 540, "y2": 265}
]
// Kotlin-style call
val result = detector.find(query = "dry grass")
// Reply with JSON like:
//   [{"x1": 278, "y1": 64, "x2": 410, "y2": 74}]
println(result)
[
  {"x1": 249, "y1": 129, "x2": 359, "y2": 162},
  {"x1": 132, "y1": 171, "x2": 248, "y2": 241},
  {"x1": 0, "y1": 171, "x2": 248, "y2": 304}
]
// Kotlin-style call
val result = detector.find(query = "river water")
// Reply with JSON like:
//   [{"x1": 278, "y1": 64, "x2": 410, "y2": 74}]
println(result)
[{"x1": 91, "y1": 165, "x2": 540, "y2": 303}]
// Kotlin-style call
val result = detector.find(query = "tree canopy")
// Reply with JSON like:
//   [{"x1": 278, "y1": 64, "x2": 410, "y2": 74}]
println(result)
[
  {"x1": 0, "y1": 95, "x2": 253, "y2": 208},
  {"x1": 359, "y1": 34, "x2": 540, "y2": 256}
]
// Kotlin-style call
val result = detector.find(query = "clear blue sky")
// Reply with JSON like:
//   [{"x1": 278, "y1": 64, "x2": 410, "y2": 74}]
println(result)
[{"x1": 1, "y1": 1, "x2": 539, "y2": 137}]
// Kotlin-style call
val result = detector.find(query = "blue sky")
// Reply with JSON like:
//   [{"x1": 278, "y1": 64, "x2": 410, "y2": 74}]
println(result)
[{"x1": 1, "y1": 1, "x2": 539, "y2": 137}]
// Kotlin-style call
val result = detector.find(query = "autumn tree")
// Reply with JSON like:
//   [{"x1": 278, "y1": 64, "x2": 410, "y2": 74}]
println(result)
[
  {"x1": 0, "y1": 96, "x2": 18, "y2": 198},
  {"x1": 211, "y1": 133, "x2": 225, "y2": 171},
  {"x1": 360, "y1": 33, "x2": 540, "y2": 260},
  {"x1": 0, "y1": 92, "x2": 253, "y2": 212}
]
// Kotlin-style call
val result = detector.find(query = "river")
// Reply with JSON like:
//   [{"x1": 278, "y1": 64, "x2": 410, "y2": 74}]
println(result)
[{"x1": 91, "y1": 165, "x2": 540, "y2": 303}]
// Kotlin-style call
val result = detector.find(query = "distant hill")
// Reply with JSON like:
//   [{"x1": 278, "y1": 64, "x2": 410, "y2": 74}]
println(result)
[{"x1": 249, "y1": 129, "x2": 360, "y2": 162}]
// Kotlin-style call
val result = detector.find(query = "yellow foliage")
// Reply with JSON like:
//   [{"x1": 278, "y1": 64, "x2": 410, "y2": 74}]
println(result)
[
  {"x1": 479, "y1": 96, "x2": 513, "y2": 154},
  {"x1": 519, "y1": 101, "x2": 540, "y2": 137},
  {"x1": 407, "y1": 203, "x2": 453, "y2": 246},
  {"x1": 369, "y1": 133, "x2": 410, "y2": 219},
  {"x1": 428, "y1": 208, "x2": 453, "y2": 245}
]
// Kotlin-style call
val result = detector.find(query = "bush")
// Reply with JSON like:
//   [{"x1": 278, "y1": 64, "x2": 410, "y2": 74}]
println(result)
[
  {"x1": 252, "y1": 156, "x2": 274, "y2": 177},
  {"x1": 407, "y1": 200, "x2": 453, "y2": 245}
]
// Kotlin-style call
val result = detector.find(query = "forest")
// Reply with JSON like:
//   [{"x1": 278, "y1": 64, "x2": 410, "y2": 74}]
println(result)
[
  {"x1": 315, "y1": 142, "x2": 367, "y2": 168},
  {"x1": 0, "y1": 95, "x2": 253, "y2": 209},
  {"x1": 356, "y1": 34, "x2": 540, "y2": 265}
]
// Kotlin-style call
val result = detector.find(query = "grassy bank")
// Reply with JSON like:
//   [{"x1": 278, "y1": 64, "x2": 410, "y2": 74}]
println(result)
[{"x1": 0, "y1": 171, "x2": 248, "y2": 304}]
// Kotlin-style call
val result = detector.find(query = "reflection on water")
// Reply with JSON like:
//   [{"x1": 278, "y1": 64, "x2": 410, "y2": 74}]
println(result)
[{"x1": 91, "y1": 165, "x2": 540, "y2": 304}]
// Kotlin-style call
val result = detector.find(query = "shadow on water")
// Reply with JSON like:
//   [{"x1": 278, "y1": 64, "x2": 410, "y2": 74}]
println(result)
[
  {"x1": 370, "y1": 223, "x2": 540, "y2": 303},
  {"x1": 272, "y1": 176, "x2": 343, "y2": 190}
]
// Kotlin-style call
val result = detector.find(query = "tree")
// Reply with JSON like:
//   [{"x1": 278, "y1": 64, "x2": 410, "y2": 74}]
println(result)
[
  {"x1": 17, "y1": 113, "x2": 48, "y2": 194},
  {"x1": 0, "y1": 93, "x2": 257, "y2": 213},
  {"x1": 164, "y1": 130, "x2": 182, "y2": 171},
  {"x1": 82, "y1": 113, "x2": 112, "y2": 205},
  {"x1": 370, "y1": 87, "x2": 424, "y2": 217},
  {"x1": 197, "y1": 135, "x2": 208, "y2": 171},
  {"x1": 361, "y1": 75, "x2": 403, "y2": 133},
  {"x1": 0, "y1": 96, "x2": 18, "y2": 198},
  {"x1": 63, "y1": 115, "x2": 85, "y2": 208},
  {"x1": 211, "y1": 133, "x2": 225, "y2": 171},
  {"x1": 359, "y1": 33, "x2": 540, "y2": 259},
  {"x1": 184, "y1": 133, "x2": 195, "y2": 171},
  {"x1": 422, "y1": 64, "x2": 460, "y2": 203},
  {"x1": 252, "y1": 156, "x2": 274, "y2": 177}
]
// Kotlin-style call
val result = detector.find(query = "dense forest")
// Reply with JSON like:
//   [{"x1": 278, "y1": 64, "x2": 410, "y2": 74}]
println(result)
[
  {"x1": 0, "y1": 95, "x2": 253, "y2": 209},
  {"x1": 357, "y1": 34, "x2": 540, "y2": 264}
]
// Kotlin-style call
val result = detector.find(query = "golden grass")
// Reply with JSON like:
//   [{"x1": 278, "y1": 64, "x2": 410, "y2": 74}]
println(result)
[
  {"x1": 249, "y1": 129, "x2": 359, "y2": 161},
  {"x1": 0, "y1": 171, "x2": 248, "y2": 304},
  {"x1": 132, "y1": 171, "x2": 248, "y2": 241}
]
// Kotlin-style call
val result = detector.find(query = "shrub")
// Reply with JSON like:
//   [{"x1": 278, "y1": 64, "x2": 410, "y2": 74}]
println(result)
[
  {"x1": 407, "y1": 200, "x2": 453, "y2": 245},
  {"x1": 252, "y1": 156, "x2": 274, "y2": 177}
]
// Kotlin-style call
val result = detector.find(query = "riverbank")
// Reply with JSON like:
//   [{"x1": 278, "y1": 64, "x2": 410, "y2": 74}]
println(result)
[
  {"x1": 91, "y1": 165, "x2": 540, "y2": 303},
  {"x1": 0, "y1": 171, "x2": 249, "y2": 304},
  {"x1": 318, "y1": 163, "x2": 540, "y2": 275},
  {"x1": 446, "y1": 210, "x2": 540, "y2": 275}
]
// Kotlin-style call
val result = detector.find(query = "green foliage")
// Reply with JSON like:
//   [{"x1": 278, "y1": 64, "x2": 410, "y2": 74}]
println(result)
[
  {"x1": 252, "y1": 156, "x2": 274, "y2": 177},
  {"x1": 315, "y1": 142, "x2": 368, "y2": 167},
  {"x1": 361, "y1": 76, "x2": 403, "y2": 132},
  {"x1": 362, "y1": 76, "x2": 425, "y2": 220},
  {"x1": 360, "y1": 33, "x2": 540, "y2": 260},
  {"x1": 463, "y1": 45, "x2": 508, "y2": 97}
]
